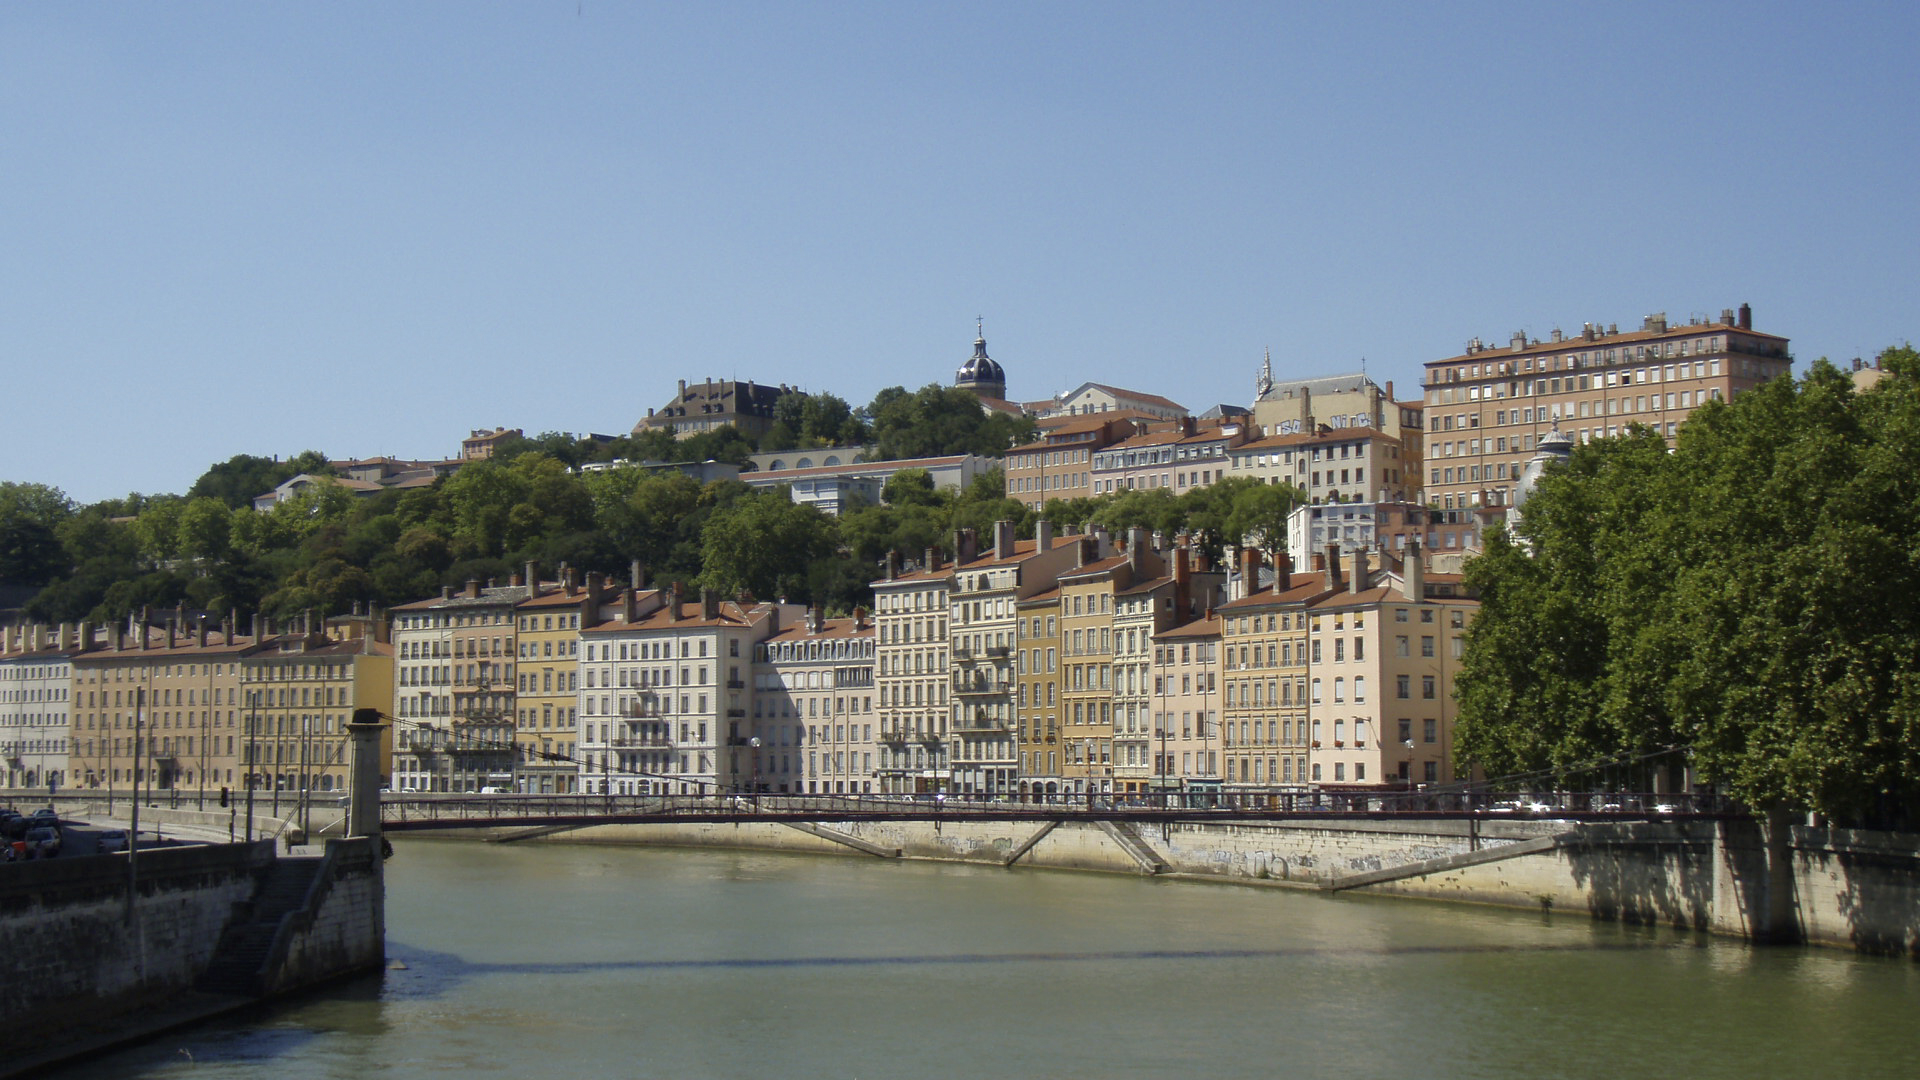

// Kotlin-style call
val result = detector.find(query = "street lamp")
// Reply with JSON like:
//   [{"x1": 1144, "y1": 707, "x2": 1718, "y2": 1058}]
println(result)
[{"x1": 748, "y1": 736, "x2": 762, "y2": 801}]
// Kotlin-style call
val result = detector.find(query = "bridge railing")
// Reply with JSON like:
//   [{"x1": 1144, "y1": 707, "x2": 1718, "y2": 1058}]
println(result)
[{"x1": 376, "y1": 788, "x2": 1737, "y2": 823}]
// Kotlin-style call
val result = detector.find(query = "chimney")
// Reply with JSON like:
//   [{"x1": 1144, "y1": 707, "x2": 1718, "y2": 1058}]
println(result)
[
  {"x1": 954, "y1": 528, "x2": 978, "y2": 565},
  {"x1": 509, "y1": 571, "x2": 522, "y2": 588},
  {"x1": 668, "y1": 583, "x2": 684, "y2": 621},
  {"x1": 631, "y1": 559, "x2": 647, "y2": 590},
  {"x1": 197, "y1": 619, "x2": 208, "y2": 648},
  {"x1": 1350, "y1": 548, "x2": 1369, "y2": 594},
  {"x1": 1036, "y1": 519, "x2": 1054, "y2": 552},
  {"x1": 1738, "y1": 302, "x2": 1752, "y2": 330},
  {"x1": 1401, "y1": 539, "x2": 1425, "y2": 602},
  {"x1": 1127, "y1": 526, "x2": 1149, "y2": 578},
  {"x1": 621, "y1": 586, "x2": 637, "y2": 624},
  {"x1": 807, "y1": 604, "x2": 823, "y2": 633},
  {"x1": 1239, "y1": 546, "x2": 1262, "y2": 599},
  {"x1": 924, "y1": 547, "x2": 939, "y2": 573},
  {"x1": 526, "y1": 561, "x2": 540, "y2": 597},
  {"x1": 1385, "y1": 380, "x2": 1394, "y2": 402},
  {"x1": 251, "y1": 613, "x2": 263, "y2": 641},
  {"x1": 441, "y1": 585, "x2": 454, "y2": 601},
  {"x1": 585, "y1": 573, "x2": 605, "y2": 620},
  {"x1": 1173, "y1": 544, "x2": 1192, "y2": 618},
  {"x1": 76, "y1": 620, "x2": 90, "y2": 655},
  {"x1": 1075, "y1": 535, "x2": 1090, "y2": 569},
  {"x1": 884, "y1": 550, "x2": 899, "y2": 581},
  {"x1": 466, "y1": 579, "x2": 481, "y2": 599},
  {"x1": 994, "y1": 519, "x2": 1015, "y2": 559},
  {"x1": 701, "y1": 588, "x2": 720, "y2": 620},
  {"x1": 1324, "y1": 543, "x2": 1342, "y2": 591},
  {"x1": 113, "y1": 622, "x2": 125, "y2": 651},
  {"x1": 1092, "y1": 524, "x2": 1112, "y2": 558},
  {"x1": 139, "y1": 609, "x2": 151, "y2": 650}
]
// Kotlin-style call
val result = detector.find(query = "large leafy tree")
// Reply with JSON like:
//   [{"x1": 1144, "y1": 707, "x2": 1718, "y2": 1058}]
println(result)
[{"x1": 1457, "y1": 351, "x2": 1920, "y2": 821}]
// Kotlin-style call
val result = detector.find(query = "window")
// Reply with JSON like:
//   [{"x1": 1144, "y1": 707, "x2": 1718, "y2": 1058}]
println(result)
[
  {"x1": 1422, "y1": 676, "x2": 1436, "y2": 700},
  {"x1": 1396, "y1": 675, "x2": 1409, "y2": 699}
]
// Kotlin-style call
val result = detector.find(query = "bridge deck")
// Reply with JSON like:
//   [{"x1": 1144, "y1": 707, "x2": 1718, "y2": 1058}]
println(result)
[{"x1": 378, "y1": 793, "x2": 1731, "y2": 832}]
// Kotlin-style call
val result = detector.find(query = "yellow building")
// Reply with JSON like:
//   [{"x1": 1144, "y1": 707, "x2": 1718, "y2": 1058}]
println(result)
[
  {"x1": 1217, "y1": 550, "x2": 1331, "y2": 790},
  {"x1": 1015, "y1": 587, "x2": 1061, "y2": 797},
  {"x1": 514, "y1": 575, "x2": 603, "y2": 793},
  {"x1": 240, "y1": 624, "x2": 394, "y2": 819}
]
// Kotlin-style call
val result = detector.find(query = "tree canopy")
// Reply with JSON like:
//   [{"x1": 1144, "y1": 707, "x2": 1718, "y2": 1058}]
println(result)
[{"x1": 1456, "y1": 349, "x2": 1920, "y2": 822}]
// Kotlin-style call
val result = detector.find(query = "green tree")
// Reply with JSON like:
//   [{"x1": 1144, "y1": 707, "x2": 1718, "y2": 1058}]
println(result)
[{"x1": 697, "y1": 491, "x2": 838, "y2": 602}]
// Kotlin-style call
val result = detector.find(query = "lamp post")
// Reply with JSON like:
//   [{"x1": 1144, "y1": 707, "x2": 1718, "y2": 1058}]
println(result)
[{"x1": 748, "y1": 736, "x2": 762, "y2": 802}]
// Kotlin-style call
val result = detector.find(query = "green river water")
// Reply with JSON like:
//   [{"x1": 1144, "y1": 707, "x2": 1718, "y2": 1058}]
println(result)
[{"x1": 49, "y1": 838, "x2": 1920, "y2": 1079}]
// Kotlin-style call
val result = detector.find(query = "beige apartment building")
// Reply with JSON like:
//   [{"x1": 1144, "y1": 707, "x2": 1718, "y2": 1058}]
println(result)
[
  {"x1": 1151, "y1": 613, "x2": 1223, "y2": 795},
  {"x1": 1090, "y1": 418, "x2": 1250, "y2": 497},
  {"x1": 389, "y1": 578, "x2": 532, "y2": 793},
  {"x1": 1304, "y1": 547, "x2": 1473, "y2": 790},
  {"x1": 1057, "y1": 541, "x2": 1131, "y2": 797},
  {"x1": 1421, "y1": 306, "x2": 1791, "y2": 524},
  {"x1": 1216, "y1": 551, "x2": 1325, "y2": 790},
  {"x1": 68, "y1": 617, "x2": 255, "y2": 806},
  {"x1": 873, "y1": 551, "x2": 952, "y2": 793},
  {"x1": 1228, "y1": 425, "x2": 1418, "y2": 505},
  {"x1": 240, "y1": 624, "x2": 394, "y2": 819},
  {"x1": 1004, "y1": 415, "x2": 1140, "y2": 509}
]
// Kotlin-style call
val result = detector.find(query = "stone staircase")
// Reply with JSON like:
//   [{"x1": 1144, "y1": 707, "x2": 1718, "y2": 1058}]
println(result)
[{"x1": 194, "y1": 858, "x2": 324, "y2": 997}]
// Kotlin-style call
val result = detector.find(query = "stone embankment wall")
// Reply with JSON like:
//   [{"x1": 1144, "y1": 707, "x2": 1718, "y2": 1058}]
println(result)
[
  {"x1": 0, "y1": 837, "x2": 386, "y2": 1047},
  {"x1": 466, "y1": 815, "x2": 1919, "y2": 956},
  {"x1": 269, "y1": 838, "x2": 386, "y2": 996},
  {"x1": 0, "y1": 841, "x2": 273, "y2": 1030}
]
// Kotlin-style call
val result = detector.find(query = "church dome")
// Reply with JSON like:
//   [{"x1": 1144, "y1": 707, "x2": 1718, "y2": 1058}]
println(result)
[
  {"x1": 956, "y1": 336, "x2": 1004, "y2": 386},
  {"x1": 954, "y1": 333, "x2": 1006, "y2": 399}
]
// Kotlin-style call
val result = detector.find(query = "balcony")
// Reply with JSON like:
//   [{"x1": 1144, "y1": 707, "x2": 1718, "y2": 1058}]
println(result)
[
  {"x1": 985, "y1": 644, "x2": 1011, "y2": 658},
  {"x1": 726, "y1": 708, "x2": 746, "y2": 718},
  {"x1": 727, "y1": 679, "x2": 745, "y2": 689},
  {"x1": 952, "y1": 679, "x2": 1001, "y2": 697}
]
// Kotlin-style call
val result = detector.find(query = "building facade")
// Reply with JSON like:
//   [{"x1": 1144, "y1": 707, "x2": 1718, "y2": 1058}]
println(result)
[
  {"x1": 754, "y1": 611, "x2": 876, "y2": 794},
  {"x1": 873, "y1": 552, "x2": 952, "y2": 793},
  {"x1": 1421, "y1": 306, "x2": 1790, "y2": 519},
  {"x1": 0, "y1": 624, "x2": 73, "y2": 792}
]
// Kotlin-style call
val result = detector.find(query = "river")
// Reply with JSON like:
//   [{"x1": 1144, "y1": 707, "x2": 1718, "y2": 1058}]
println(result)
[{"x1": 50, "y1": 838, "x2": 1920, "y2": 1079}]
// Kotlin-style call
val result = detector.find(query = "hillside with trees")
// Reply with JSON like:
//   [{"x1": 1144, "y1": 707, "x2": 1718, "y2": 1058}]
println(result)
[{"x1": 2, "y1": 383, "x2": 1299, "y2": 628}]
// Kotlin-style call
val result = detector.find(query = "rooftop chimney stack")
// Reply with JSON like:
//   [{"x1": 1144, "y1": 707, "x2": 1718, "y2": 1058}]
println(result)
[
  {"x1": 994, "y1": 519, "x2": 1015, "y2": 559},
  {"x1": 631, "y1": 560, "x2": 646, "y2": 590},
  {"x1": 1738, "y1": 302, "x2": 1752, "y2": 330},
  {"x1": 1350, "y1": 547, "x2": 1369, "y2": 594},
  {"x1": 701, "y1": 588, "x2": 719, "y2": 620},
  {"x1": 1402, "y1": 539, "x2": 1425, "y2": 602},
  {"x1": 1324, "y1": 543, "x2": 1343, "y2": 592},
  {"x1": 1036, "y1": 519, "x2": 1054, "y2": 552},
  {"x1": 526, "y1": 561, "x2": 541, "y2": 597}
]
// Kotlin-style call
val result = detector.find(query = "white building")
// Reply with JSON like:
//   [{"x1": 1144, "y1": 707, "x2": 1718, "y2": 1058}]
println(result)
[
  {"x1": 577, "y1": 588, "x2": 796, "y2": 795},
  {"x1": 0, "y1": 624, "x2": 73, "y2": 792},
  {"x1": 872, "y1": 550, "x2": 953, "y2": 793},
  {"x1": 753, "y1": 611, "x2": 877, "y2": 794}
]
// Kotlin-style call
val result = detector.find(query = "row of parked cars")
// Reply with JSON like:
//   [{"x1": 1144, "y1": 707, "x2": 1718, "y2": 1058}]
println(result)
[{"x1": 3, "y1": 807, "x2": 64, "y2": 859}]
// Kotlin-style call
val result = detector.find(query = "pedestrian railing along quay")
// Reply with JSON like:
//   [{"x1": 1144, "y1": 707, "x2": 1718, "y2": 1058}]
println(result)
[{"x1": 376, "y1": 790, "x2": 1738, "y2": 831}]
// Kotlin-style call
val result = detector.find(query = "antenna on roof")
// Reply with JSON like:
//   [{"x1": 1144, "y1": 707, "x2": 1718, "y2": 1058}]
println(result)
[{"x1": 976, "y1": 314, "x2": 984, "y2": 339}]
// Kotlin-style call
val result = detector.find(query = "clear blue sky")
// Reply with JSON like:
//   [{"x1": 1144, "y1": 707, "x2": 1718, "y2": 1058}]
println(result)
[{"x1": 5, "y1": 2, "x2": 1915, "y2": 504}]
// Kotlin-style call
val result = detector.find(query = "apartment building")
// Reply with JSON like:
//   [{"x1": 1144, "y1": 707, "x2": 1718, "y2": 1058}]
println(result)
[
  {"x1": 1421, "y1": 305, "x2": 1791, "y2": 520},
  {"x1": 1252, "y1": 368, "x2": 1422, "y2": 449},
  {"x1": 1004, "y1": 416, "x2": 1140, "y2": 509},
  {"x1": 1111, "y1": 541, "x2": 1213, "y2": 794},
  {"x1": 514, "y1": 571, "x2": 605, "y2": 793},
  {"x1": 1216, "y1": 551, "x2": 1326, "y2": 790},
  {"x1": 1151, "y1": 614, "x2": 1223, "y2": 795},
  {"x1": 240, "y1": 625, "x2": 394, "y2": 815},
  {"x1": 68, "y1": 617, "x2": 255, "y2": 804},
  {"x1": 0, "y1": 623, "x2": 74, "y2": 792},
  {"x1": 1090, "y1": 418, "x2": 1250, "y2": 496},
  {"x1": 389, "y1": 578, "x2": 532, "y2": 793},
  {"x1": 577, "y1": 587, "x2": 789, "y2": 795},
  {"x1": 754, "y1": 610, "x2": 876, "y2": 794},
  {"x1": 1229, "y1": 425, "x2": 1417, "y2": 505},
  {"x1": 873, "y1": 550, "x2": 952, "y2": 793},
  {"x1": 1306, "y1": 546, "x2": 1473, "y2": 789},
  {"x1": 1015, "y1": 587, "x2": 1062, "y2": 797},
  {"x1": 1288, "y1": 501, "x2": 1437, "y2": 558},
  {"x1": 948, "y1": 522, "x2": 1082, "y2": 796}
]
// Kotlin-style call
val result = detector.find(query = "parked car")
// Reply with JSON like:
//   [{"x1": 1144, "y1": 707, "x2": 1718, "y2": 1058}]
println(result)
[
  {"x1": 0, "y1": 811, "x2": 25, "y2": 840},
  {"x1": 28, "y1": 808, "x2": 59, "y2": 827},
  {"x1": 96, "y1": 829, "x2": 129, "y2": 854},
  {"x1": 25, "y1": 826, "x2": 60, "y2": 858}
]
